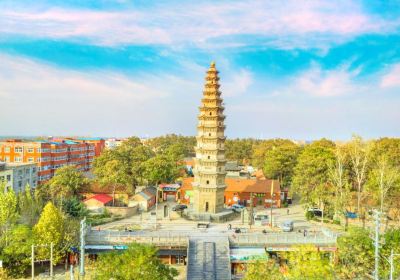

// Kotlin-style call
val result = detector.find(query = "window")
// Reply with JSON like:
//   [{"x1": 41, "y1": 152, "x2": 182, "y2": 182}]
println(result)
[
  {"x1": 4, "y1": 156, "x2": 10, "y2": 162},
  {"x1": 209, "y1": 112, "x2": 212, "y2": 116},
  {"x1": 15, "y1": 157, "x2": 22, "y2": 162},
  {"x1": 206, "y1": 180, "x2": 209, "y2": 184},
  {"x1": 0, "y1": 176, "x2": 4, "y2": 181},
  {"x1": 207, "y1": 156, "x2": 210, "y2": 159},
  {"x1": 209, "y1": 133, "x2": 211, "y2": 136},
  {"x1": 4, "y1": 147, "x2": 10, "y2": 153},
  {"x1": 15, "y1": 147, "x2": 23, "y2": 153},
  {"x1": 36, "y1": 148, "x2": 41, "y2": 153},
  {"x1": 27, "y1": 148, "x2": 34, "y2": 153},
  {"x1": 6, "y1": 175, "x2": 11, "y2": 181},
  {"x1": 28, "y1": 157, "x2": 34, "y2": 163}
]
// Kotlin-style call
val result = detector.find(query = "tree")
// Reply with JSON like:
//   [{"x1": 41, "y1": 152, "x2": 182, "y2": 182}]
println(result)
[
  {"x1": 328, "y1": 144, "x2": 351, "y2": 225},
  {"x1": 292, "y1": 139, "x2": 336, "y2": 209},
  {"x1": 33, "y1": 202, "x2": 65, "y2": 263},
  {"x1": 263, "y1": 142, "x2": 300, "y2": 188},
  {"x1": 48, "y1": 166, "x2": 87, "y2": 207},
  {"x1": 17, "y1": 185, "x2": 43, "y2": 226},
  {"x1": 0, "y1": 225, "x2": 33, "y2": 277},
  {"x1": 143, "y1": 154, "x2": 180, "y2": 185},
  {"x1": 347, "y1": 135, "x2": 370, "y2": 215},
  {"x1": 0, "y1": 183, "x2": 18, "y2": 246},
  {"x1": 93, "y1": 142, "x2": 155, "y2": 190},
  {"x1": 94, "y1": 243, "x2": 178, "y2": 280},
  {"x1": 225, "y1": 138, "x2": 255, "y2": 164},
  {"x1": 62, "y1": 197, "x2": 88, "y2": 218},
  {"x1": 243, "y1": 260, "x2": 284, "y2": 280},
  {"x1": 381, "y1": 229, "x2": 400, "y2": 279},
  {"x1": 286, "y1": 245, "x2": 333, "y2": 280},
  {"x1": 335, "y1": 227, "x2": 374, "y2": 279},
  {"x1": 252, "y1": 139, "x2": 295, "y2": 168},
  {"x1": 367, "y1": 155, "x2": 400, "y2": 213}
]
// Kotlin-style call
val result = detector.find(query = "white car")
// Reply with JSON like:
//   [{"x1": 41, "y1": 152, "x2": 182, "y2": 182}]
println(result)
[{"x1": 280, "y1": 220, "x2": 294, "y2": 232}]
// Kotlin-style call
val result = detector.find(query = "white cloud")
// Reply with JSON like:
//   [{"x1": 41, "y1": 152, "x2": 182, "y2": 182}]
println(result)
[
  {"x1": 0, "y1": 1, "x2": 398, "y2": 48},
  {"x1": 381, "y1": 64, "x2": 400, "y2": 88},
  {"x1": 223, "y1": 69, "x2": 253, "y2": 97},
  {"x1": 292, "y1": 65, "x2": 364, "y2": 97}
]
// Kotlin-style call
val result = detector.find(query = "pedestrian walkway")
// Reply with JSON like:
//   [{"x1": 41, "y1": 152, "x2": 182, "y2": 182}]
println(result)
[{"x1": 187, "y1": 237, "x2": 231, "y2": 280}]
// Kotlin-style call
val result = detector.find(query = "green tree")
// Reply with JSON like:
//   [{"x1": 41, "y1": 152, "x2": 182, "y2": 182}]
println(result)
[
  {"x1": 0, "y1": 183, "x2": 18, "y2": 245},
  {"x1": 335, "y1": 227, "x2": 374, "y2": 279},
  {"x1": 286, "y1": 245, "x2": 333, "y2": 280},
  {"x1": 252, "y1": 139, "x2": 295, "y2": 168},
  {"x1": 243, "y1": 260, "x2": 283, "y2": 280},
  {"x1": 263, "y1": 142, "x2": 300, "y2": 187},
  {"x1": 62, "y1": 197, "x2": 88, "y2": 218},
  {"x1": 367, "y1": 155, "x2": 400, "y2": 213},
  {"x1": 347, "y1": 135, "x2": 370, "y2": 215},
  {"x1": 328, "y1": 144, "x2": 351, "y2": 225},
  {"x1": 94, "y1": 243, "x2": 178, "y2": 280},
  {"x1": 0, "y1": 225, "x2": 33, "y2": 277},
  {"x1": 93, "y1": 142, "x2": 155, "y2": 190},
  {"x1": 33, "y1": 202, "x2": 65, "y2": 263},
  {"x1": 143, "y1": 154, "x2": 180, "y2": 185},
  {"x1": 225, "y1": 138, "x2": 256, "y2": 164},
  {"x1": 381, "y1": 229, "x2": 400, "y2": 279},
  {"x1": 17, "y1": 185, "x2": 43, "y2": 226},
  {"x1": 292, "y1": 139, "x2": 336, "y2": 209},
  {"x1": 48, "y1": 166, "x2": 87, "y2": 207}
]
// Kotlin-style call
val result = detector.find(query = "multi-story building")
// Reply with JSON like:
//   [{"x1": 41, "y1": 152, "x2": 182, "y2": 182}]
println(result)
[
  {"x1": 68, "y1": 137, "x2": 105, "y2": 157},
  {"x1": 0, "y1": 162, "x2": 38, "y2": 193},
  {"x1": 0, "y1": 139, "x2": 95, "y2": 184}
]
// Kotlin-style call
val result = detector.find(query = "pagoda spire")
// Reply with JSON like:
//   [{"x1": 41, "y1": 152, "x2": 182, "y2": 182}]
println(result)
[{"x1": 192, "y1": 61, "x2": 227, "y2": 214}]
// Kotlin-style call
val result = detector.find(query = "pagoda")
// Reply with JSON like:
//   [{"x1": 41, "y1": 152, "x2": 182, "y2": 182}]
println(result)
[{"x1": 192, "y1": 62, "x2": 227, "y2": 214}]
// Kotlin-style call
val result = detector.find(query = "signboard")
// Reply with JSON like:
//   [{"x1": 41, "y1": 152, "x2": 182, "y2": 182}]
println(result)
[{"x1": 230, "y1": 248, "x2": 268, "y2": 262}]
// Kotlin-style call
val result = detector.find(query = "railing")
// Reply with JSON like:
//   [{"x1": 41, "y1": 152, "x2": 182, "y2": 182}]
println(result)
[
  {"x1": 86, "y1": 230, "x2": 189, "y2": 247},
  {"x1": 230, "y1": 233, "x2": 338, "y2": 246}
]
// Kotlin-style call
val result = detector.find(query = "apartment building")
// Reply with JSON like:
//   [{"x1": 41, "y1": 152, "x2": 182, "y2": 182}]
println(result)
[
  {"x1": 0, "y1": 139, "x2": 95, "y2": 184},
  {"x1": 68, "y1": 137, "x2": 105, "y2": 157},
  {"x1": 0, "y1": 162, "x2": 38, "y2": 193}
]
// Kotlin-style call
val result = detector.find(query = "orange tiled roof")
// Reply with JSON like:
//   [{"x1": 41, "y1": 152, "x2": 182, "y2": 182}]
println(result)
[{"x1": 182, "y1": 177, "x2": 280, "y2": 193}]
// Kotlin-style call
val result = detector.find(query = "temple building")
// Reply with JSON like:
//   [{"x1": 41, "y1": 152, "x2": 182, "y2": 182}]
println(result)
[{"x1": 192, "y1": 62, "x2": 227, "y2": 214}]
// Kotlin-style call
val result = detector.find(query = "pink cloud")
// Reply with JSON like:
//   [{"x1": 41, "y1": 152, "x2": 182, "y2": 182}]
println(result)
[
  {"x1": 0, "y1": 1, "x2": 398, "y2": 47},
  {"x1": 381, "y1": 64, "x2": 400, "y2": 88}
]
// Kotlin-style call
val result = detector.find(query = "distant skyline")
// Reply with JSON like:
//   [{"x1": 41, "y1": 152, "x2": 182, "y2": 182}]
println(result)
[{"x1": 1, "y1": 1, "x2": 400, "y2": 140}]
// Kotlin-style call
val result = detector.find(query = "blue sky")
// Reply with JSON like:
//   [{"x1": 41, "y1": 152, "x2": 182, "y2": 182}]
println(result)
[{"x1": 0, "y1": 0, "x2": 400, "y2": 140}]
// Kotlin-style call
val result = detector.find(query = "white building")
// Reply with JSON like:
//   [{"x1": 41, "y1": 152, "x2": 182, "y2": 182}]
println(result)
[
  {"x1": 105, "y1": 138, "x2": 125, "y2": 149},
  {"x1": 0, "y1": 162, "x2": 38, "y2": 193}
]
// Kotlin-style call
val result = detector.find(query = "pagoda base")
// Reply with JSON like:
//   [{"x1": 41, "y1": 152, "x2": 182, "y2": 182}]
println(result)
[{"x1": 185, "y1": 208, "x2": 237, "y2": 223}]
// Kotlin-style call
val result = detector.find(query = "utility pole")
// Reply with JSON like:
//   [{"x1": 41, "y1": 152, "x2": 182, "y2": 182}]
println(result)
[
  {"x1": 249, "y1": 192, "x2": 254, "y2": 228},
  {"x1": 373, "y1": 210, "x2": 381, "y2": 280},
  {"x1": 31, "y1": 244, "x2": 34, "y2": 280},
  {"x1": 270, "y1": 180, "x2": 275, "y2": 228},
  {"x1": 155, "y1": 186, "x2": 159, "y2": 229},
  {"x1": 79, "y1": 217, "x2": 86, "y2": 279},
  {"x1": 50, "y1": 243, "x2": 53, "y2": 279}
]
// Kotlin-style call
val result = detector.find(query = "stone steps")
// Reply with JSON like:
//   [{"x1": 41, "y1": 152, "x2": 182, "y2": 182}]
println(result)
[{"x1": 187, "y1": 237, "x2": 231, "y2": 280}]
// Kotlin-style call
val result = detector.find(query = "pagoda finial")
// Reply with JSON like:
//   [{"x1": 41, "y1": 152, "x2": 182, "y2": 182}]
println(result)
[{"x1": 210, "y1": 61, "x2": 216, "y2": 68}]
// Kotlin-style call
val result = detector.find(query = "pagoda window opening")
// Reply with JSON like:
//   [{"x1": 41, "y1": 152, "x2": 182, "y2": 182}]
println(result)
[
  {"x1": 206, "y1": 180, "x2": 209, "y2": 184},
  {"x1": 209, "y1": 112, "x2": 212, "y2": 116}
]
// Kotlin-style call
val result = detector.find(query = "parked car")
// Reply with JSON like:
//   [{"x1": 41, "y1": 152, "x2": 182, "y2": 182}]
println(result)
[
  {"x1": 231, "y1": 204, "x2": 245, "y2": 212},
  {"x1": 280, "y1": 220, "x2": 294, "y2": 232},
  {"x1": 172, "y1": 204, "x2": 187, "y2": 211},
  {"x1": 307, "y1": 207, "x2": 323, "y2": 217},
  {"x1": 234, "y1": 227, "x2": 248, "y2": 233},
  {"x1": 254, "y1": 213, "x2": 269, "y2": 226}
]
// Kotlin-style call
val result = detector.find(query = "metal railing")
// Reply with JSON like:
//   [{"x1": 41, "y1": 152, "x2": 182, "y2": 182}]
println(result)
[
  {"x1": 230, "y1": 233, "x2": 338, "y2": 246},
  {"x1": 86, "y1": 230, "x2": 189, "y2": 247}
]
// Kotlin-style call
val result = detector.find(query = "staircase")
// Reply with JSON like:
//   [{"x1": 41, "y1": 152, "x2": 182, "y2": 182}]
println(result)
[{"x1": 187, "y1": 237, "x2": 231, "y2": 280}]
